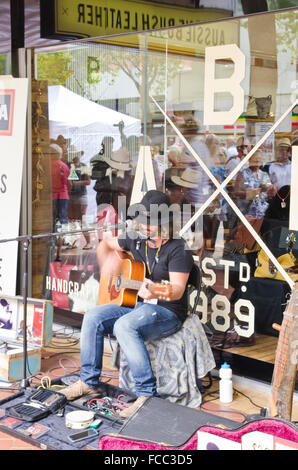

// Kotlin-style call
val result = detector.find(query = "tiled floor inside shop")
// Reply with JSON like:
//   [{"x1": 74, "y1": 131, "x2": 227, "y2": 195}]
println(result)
[{"x1": 0, "y1": 324, "x2": 297, "y2": 450}]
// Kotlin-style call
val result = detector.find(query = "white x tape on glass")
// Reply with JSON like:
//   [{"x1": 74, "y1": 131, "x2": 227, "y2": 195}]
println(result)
[{"x1": 150, "y1": 95, "x2": 298, "y2": 289}]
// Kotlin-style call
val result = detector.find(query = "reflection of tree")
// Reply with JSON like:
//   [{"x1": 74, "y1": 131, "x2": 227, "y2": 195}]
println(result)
[
  {"x1": 36, "y1": 44, "x2": 183, "y2": 121},
  {"x1": 274, "y1": 10, "x2": 297, "y2": 60},
  {"x1": 0, "y1": 54, "x2": 10, "y2": 75},
  {"x1": 98, "y1": 47, "x2": 182, "y2": 98},
  {"x1": 36, "y1": 51, "x2": 73, "y2": 86}
]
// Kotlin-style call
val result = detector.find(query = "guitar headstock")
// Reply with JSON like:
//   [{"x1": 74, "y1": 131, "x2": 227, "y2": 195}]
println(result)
[{"x1": 150, "y1": 280, "x2": 172, "y2": 301}]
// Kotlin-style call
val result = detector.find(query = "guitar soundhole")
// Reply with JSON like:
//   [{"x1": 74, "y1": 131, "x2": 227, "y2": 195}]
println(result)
[{"x1": 115, "y1": 275, "x2": 122, "y2": 291}]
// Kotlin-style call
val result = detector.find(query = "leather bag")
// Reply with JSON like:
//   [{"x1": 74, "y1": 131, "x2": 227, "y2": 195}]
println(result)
[
  {"x1": 246, "y1": 95, "x2": 272, "y2": 119},
  {"x1": 233, "y1": 216, "x2": 264, "y2": 251},
  {"x1": 254, "y1": 249, "x2": 298, "y2": 283}
]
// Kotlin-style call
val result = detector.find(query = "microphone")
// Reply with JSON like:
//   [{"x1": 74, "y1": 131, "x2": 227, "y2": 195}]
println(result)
[{"x1": 101, "y1": 219, "x2": 131, "y2": 232}]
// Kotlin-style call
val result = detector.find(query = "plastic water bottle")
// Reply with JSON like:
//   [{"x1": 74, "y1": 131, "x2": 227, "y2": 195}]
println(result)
[{"x1": 219, "y1": 362, "x2": 233, "y2": 403}]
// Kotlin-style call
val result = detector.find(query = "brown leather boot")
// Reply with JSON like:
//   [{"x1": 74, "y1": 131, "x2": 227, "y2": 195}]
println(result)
[
  {"x1": 118, "y1": 396, "x2": 148, "y2": 419},
  {"x1": 60, "y1": 379, "x2": 99, "y2": 401}
]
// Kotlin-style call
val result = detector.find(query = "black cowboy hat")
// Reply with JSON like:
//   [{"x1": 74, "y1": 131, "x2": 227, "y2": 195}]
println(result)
[{"x1": 128, "y1": 190, "x2": 179, "y2": 225}]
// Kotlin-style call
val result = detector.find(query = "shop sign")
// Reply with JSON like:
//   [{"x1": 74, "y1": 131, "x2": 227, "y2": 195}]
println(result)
[
  {"x1": 0, "y1": 76, "x2": 28, "y2": 296},
  {"x1": 149, "y1": 20, "x2": 239, "y2": 55},
  {"x1": 0, "y1": 90, "x2": 15, "y2": 136},
  {"x1": 50, "y1": 0, "x2": 231, "y2": 39}
]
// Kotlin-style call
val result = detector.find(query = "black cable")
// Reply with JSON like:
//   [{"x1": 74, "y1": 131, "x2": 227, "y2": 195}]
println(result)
[
  {"x1": 204, "y1": 374, "x2": 264, "y2": 410},
  {"x1": 233, "y1": 387, "x2": 264, "y2": 411},
  {"x1": 200, "y1": 380, "x2": 266, "y2": 423},
  {"x1": 200, "y1": 393, "x2": 247, "y2": 423}
]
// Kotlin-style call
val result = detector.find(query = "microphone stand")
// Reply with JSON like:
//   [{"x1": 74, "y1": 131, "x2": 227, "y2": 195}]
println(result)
[
  {"x1": 0, "y1": 222, "x2": 127, "y2": 395},
  {"x1": 20, "y1": 237, "x2": 31, "y2": 389}
]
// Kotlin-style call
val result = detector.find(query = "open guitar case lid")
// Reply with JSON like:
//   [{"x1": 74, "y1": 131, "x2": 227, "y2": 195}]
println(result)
[
  {"x1": 116, "y1": 396, "x2": 239, "y2": 447},
  {"x1": 100, "y1": 397, "x2": 298, "y2": 449}
]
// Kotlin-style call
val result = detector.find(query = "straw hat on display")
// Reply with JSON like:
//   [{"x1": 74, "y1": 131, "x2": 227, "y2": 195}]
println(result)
[
  {"x1": 277, "y1": 137, "x2": 291, "y2": 148},
  {"x1": 68, "y1": 144, "x2": 84, "y2": 160},
  {"x1": 105, "y1": 147, "x2": 132, "y2": 171},
  {"x1": 171, "y1": 167, "x2": 202, "y2": 188}
]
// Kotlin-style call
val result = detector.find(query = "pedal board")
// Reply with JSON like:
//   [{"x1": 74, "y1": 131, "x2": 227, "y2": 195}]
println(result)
[{"x1": 6, "y1": 389, "x2": 67, "y2": 422}]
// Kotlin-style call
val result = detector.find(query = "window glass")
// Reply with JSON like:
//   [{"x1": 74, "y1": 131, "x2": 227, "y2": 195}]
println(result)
[{"x1": 32, "y1": 9, "x2": 297, "y2": 369}]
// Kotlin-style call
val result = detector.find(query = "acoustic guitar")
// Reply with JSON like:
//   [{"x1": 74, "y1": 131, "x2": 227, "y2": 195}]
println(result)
[
  {"x1": 97, "y1": 251, "x2": 172, "y2": 307},
  {"x1": 269, "y1": 283, "x2": 298, "y2": 420}
]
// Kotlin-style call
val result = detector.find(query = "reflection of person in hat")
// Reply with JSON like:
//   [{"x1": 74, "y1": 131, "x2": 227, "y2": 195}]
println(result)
[
  {"x1": 67, "y1": 148, "x2": 92, "y2": 250},
  {"x1": 269, "y1": 137, "x2": 291, "y2": 191},
  {"x1": 105, "y1": 146, "x2": 132, "y2": 172},
  {"x1": 170, "y1": 166, "x2": 210, "y2": 208},
  {"x1": 60, "y1": 190, "x2": 196, "y2": 417},
  {"x1": 167, "y1": 167, "x2": 206, "y2": 251},
  {"x1": 50, "y1": 143, "x2": 70, "y2": 233},
  {"x1": 56, "y1": 135, "x2": 69, "y2": 165},
  {"x1": 92, "y1": 138, "x2": 134, "y2": 220},
  {"x1": 105, "y1": 146, "x2": 134, "y2": 220}
]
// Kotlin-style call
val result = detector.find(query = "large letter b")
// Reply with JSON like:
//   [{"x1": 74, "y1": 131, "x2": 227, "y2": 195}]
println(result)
[{"x1": 204, "y1": 44, "x2": 245, "y2": 125}]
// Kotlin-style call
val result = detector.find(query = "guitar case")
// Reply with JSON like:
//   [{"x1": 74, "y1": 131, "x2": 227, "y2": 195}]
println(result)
[
  {"x1": 99, "y1": 408, "x2": 298, "y2": 450},
  {"x1": 117, "y1": 396, "x2": 238, "y2": 447}
]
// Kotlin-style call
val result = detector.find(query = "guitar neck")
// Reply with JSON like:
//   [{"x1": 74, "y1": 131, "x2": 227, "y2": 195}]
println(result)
[{"x1": 120, "y1": 277, "x2": 143, "y2": 291}]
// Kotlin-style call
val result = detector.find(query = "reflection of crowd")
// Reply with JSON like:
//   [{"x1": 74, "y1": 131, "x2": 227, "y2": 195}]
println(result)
[
  {"x1": 49, "y1": 110, "x2": 295, "y2": 260},
  {"x1": 233, "y1": 150, "x2": 274, "y2": 218},
  {"x1": 163, "y1": 112, "x2": 294, "y2": 254}
]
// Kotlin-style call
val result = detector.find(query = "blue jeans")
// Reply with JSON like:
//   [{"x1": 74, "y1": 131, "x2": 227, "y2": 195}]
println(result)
[
  {"x1": 53, "y1": 199, "x2": 68, "y2": 226},
  {"x1": 80, "y1": 302, "x2": 182, "y2": 396}
]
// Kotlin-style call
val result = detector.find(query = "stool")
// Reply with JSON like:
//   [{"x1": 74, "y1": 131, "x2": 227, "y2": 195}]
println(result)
[{"x1": 119, "y1": 314, "x2": 216, "y2": 408}]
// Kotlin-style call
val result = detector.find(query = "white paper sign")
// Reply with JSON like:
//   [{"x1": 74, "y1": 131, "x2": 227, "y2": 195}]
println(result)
[
  {"x1": 0, "y1": 76, "x2": 29, "y2": 295},
  {"x1": 241, "y1": 431, "x2": 274, "y2": 450}
]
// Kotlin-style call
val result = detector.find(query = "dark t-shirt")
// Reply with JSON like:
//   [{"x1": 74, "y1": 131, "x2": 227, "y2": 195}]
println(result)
[{"x1": 118, "y1": 233, "x2": 193, "y2": 322}]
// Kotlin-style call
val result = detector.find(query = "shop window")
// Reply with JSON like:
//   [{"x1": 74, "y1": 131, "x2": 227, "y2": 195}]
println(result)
[{"x1": 32, "y1": 8, "x2": 298, "y2": 378}]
